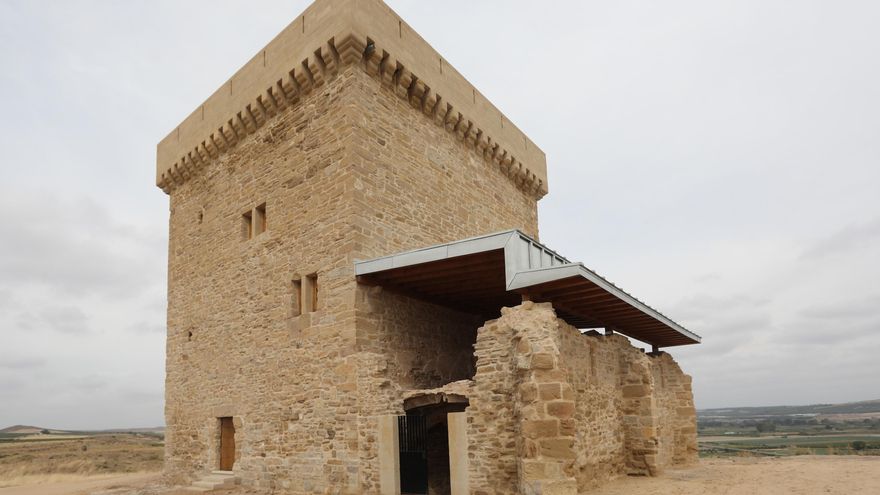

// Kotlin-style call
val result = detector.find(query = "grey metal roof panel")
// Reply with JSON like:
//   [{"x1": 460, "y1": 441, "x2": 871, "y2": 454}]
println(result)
[
  {"x1": 354, "y1": 229, "x2": 701, "y2": 346},
  {"x1": 355, "y1": 230, "x2": 517, "y2": 277}
]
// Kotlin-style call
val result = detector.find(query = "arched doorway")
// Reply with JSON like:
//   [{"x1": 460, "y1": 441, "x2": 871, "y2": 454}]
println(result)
[{"x1": 398, "y1": 394, "x2": 468, "y2": 495}]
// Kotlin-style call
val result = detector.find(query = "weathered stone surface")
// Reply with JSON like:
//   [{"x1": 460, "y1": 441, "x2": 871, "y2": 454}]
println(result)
[
  {"x1": 522, "y1": 420, "x2": 559, "y2": 439},
  {"x1": 467, "y1": 303, "x2": 698, "y2": 494}
]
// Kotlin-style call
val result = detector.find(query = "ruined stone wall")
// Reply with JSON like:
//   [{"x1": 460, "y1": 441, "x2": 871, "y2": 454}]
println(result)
[
  {"x1": 651, "y1": 354, "x2": 699, "y2": 466},
  {"x1": 466, "y1": 303, "x2": 697, "y2": 495},
  {"x1": 467, "y1": 314, "x2": 521, "y2": 493},
  {"x1": 556, "y1": 326, "x2": 627, "y2": 487},
  {"x1": 356, "y1": 288, "x2": 480, "y2": 391}
]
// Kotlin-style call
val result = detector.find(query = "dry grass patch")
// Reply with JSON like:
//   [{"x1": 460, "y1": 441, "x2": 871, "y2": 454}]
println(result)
[{"x1": 0, "y1": 434, "x2": 163, "y2": 488}]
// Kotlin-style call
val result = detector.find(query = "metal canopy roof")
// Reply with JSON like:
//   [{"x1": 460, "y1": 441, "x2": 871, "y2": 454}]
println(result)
[{"x1": 355, "y1": 230, "x2": 701, "y2": 347}]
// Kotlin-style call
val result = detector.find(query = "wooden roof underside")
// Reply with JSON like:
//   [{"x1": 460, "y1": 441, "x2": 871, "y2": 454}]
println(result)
[{"x1": 355, "y1": 231, "x2": 700, "y2": 348}]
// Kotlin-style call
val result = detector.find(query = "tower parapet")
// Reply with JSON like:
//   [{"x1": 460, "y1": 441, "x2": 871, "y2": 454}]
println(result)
[{"x1": 156, "y1": 0, "x2": 547, "y2": 198}]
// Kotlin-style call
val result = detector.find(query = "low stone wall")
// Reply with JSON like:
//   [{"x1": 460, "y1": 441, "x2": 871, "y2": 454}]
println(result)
[{"x1": 467, "y1": 302, "x2": 697, "y2": 495}]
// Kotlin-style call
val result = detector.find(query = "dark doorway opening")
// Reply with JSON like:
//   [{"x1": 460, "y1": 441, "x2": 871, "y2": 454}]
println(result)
[
  {"x1": 219, "y1": 417, "x2": 235, "y2": 471},
  {"x1": 399, "y1": 399, "x2": 467, "y2": 495},
  {"x1": 398, "y1": 414, "x2": 428, "y2": 494}
]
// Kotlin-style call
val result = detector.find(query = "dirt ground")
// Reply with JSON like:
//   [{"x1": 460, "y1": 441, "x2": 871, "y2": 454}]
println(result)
[
  {"x1": 591, "y1": 455, "x2": 880, "y2": 495},
  {"x1": 0, "y1": 473, "x2": 160, "y2": 495},
  {"x1": 1, "y1": 455, "x2": 878, "y2": 494}
]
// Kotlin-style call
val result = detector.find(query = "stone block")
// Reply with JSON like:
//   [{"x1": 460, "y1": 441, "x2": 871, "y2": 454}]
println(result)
[
  {"x1": 522, "y1": 419, "x2": 558, "y2": 439},
  {"x1": 539, "y1": 438, "x2": 574, "y2": 459},
  {"x1": 520, "y1": 460, "x2": 547, "y2": 479},
  {"x1": 557, "y1": 419, "x2": 575, "y2": 437},
  {"x1": 520, "y1": 382, "x2": 538, "y2": 403},
  {"x1": 546, "y1": 401, "x2": 575, "y2": 419},
  {"x1": 530, "y1": 353, "x2": 555, "y2": 370},
  {"x1": 538, "y1": 383, "x2": 562, "y2": 400},
  {"x1": 622, "y1": 384, "x2": 647, "y2": 398},
  {"x1": 539, "y1": 478, "x2": 577, "y2": 495}
]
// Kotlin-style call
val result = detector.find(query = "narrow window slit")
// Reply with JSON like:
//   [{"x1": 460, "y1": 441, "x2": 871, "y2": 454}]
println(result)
[
  {"x1": 305, "y1": 273, "x2": 318, "y2": 312},
  {"x1": 242, "y1": 210, "x2": 253, "y2": 240},
  {"x1": 292, "y1": 279, "x2": 302, "y2": 317},
  {"x1": 255, "y1": 203, "x2": 267, "y2": 235}
]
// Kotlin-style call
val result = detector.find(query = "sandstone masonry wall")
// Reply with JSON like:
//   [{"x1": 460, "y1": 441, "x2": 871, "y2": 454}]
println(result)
[
  {"x1": 466, "y1": 303, "x2": 697, "y2": 495},
  {"x1": 165, "y1": 59, "x2": 543, "y2": 494},
  {"x1": 165, "y1": 67, "x2": 364, "y2": 492},
  {"x1": 342, "y1": 64, "x2": 541, "y2": 491}
]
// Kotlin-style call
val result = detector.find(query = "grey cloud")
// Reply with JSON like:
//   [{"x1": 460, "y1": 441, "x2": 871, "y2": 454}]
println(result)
[
  {"x1": 40, "y1": 306, "x2": 89, "y2": 334},
  {"x1": 801, "y1": 217, "x2": 880, "y2": 259},
  {"x1": 129, "y1": 320, "x2": 166, "y2": 334},
  {"x1": 0, "y1": 289, "x2": 15, "y2": 311},
  {"x1": 780, "y1": 314, "x2": 880, "y2": 346},
  {"x1": 694, "y1": 273, "x2": 722, "y2": 283},
  {"x1": 799, "y1": 296, "x2": 880, "y2": 320},
  {"x1": 669, "y1": 293, "x2": 772, "y2": 321},
  {"x1": 0, "y1": 193, "x2": 163, "y2": 299},
  {"x1": 120, "y1": 387, "x2": 164, "y2": 403},
  {"x1": 70, "y1": 374, "x2": 108, "y2": 392},
  {"x1": 0, "y1": 377, "x2": 26, "y2": 397},
  {"x1": 0, "y1": 356, "x2": 46, "y2": 369}
]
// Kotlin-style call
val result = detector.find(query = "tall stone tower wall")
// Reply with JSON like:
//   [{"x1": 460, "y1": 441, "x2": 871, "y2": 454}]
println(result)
[
  {"x1": 164, "y1": 67, "x2": 366, "y2": 489},
  {"x1": 164, "y1": 52, "x2": 543, "y2": 491}
]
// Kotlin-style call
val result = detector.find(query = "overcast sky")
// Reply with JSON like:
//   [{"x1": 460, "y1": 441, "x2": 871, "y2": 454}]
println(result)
[{"x1": 1, "y1": 0, "x2": 878, "y2": 430}]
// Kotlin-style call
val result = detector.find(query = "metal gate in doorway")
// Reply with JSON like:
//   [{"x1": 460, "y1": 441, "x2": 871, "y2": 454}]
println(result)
[{"x1": 398, "y1": 414, "x2": 427, "y2": 494}]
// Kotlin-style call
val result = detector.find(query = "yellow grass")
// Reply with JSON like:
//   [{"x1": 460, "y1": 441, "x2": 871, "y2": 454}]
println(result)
[
  {"x1": 13, "y1": 434, "x2": 90, "y2": 441},
  {"x1": 0, "y1": 434, "x2": 163, "y2": 488}
]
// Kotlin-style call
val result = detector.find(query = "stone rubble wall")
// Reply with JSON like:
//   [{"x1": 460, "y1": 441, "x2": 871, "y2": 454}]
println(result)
[{"x1": 466, "y1": 302, "x2": 697, "y2": 495}]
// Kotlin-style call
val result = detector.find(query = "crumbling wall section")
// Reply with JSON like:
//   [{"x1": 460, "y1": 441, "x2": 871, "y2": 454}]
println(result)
[
  {"x1": 466, "y1": 302, "x2": 697, "y2": 495},
  {"x1": 466, "y1": 312, "x2": 521, "y2": 493},
  {"x1": 356, "y1": 286, "x2": 480, "y2": 390},
  {"x1": 650, "y1": 354, "x2": 698, "y2": 466},
  {"x1": 557, "y1": 326, "x2": 627, "y2": 488}
]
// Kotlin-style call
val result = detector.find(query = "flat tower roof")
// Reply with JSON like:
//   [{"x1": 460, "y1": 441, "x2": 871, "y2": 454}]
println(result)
[{"x1": 356, "y1": 231, "x2": 701, "y2": 348}]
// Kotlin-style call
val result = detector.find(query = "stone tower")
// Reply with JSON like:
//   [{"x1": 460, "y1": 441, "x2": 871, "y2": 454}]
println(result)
[{"x1": 158, "y1": 1, "x2": 699, "y2": 494}]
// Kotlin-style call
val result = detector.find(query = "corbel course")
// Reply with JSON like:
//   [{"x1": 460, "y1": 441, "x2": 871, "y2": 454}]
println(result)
[{"x1": 158, "y1": 33, "x2": 546, "y2": 200}]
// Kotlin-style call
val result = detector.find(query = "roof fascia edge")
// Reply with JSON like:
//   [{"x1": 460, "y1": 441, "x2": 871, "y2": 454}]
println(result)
[
  {"x1": 354, "y1": 230, "x2": 517, "y2": 276},
  {"x1": 508, "y1": 264, "x2": 701, "y2": 343}
]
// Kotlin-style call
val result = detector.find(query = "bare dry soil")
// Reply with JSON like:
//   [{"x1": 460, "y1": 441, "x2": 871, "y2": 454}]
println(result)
[{"x1": 591, "y1": 455, "x2": 880, "y2": 495}]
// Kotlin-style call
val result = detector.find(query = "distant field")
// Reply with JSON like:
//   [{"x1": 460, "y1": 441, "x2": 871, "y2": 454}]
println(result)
[
  {"x1": 700, "y1": 434, "x2": 880, "y2": 457},
  {"x1": 697, "y1": 398, "x2": 880, "y2": 458},
  {"x1": 0, "y1": 433, "x2": 163, "y2": 488}
]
